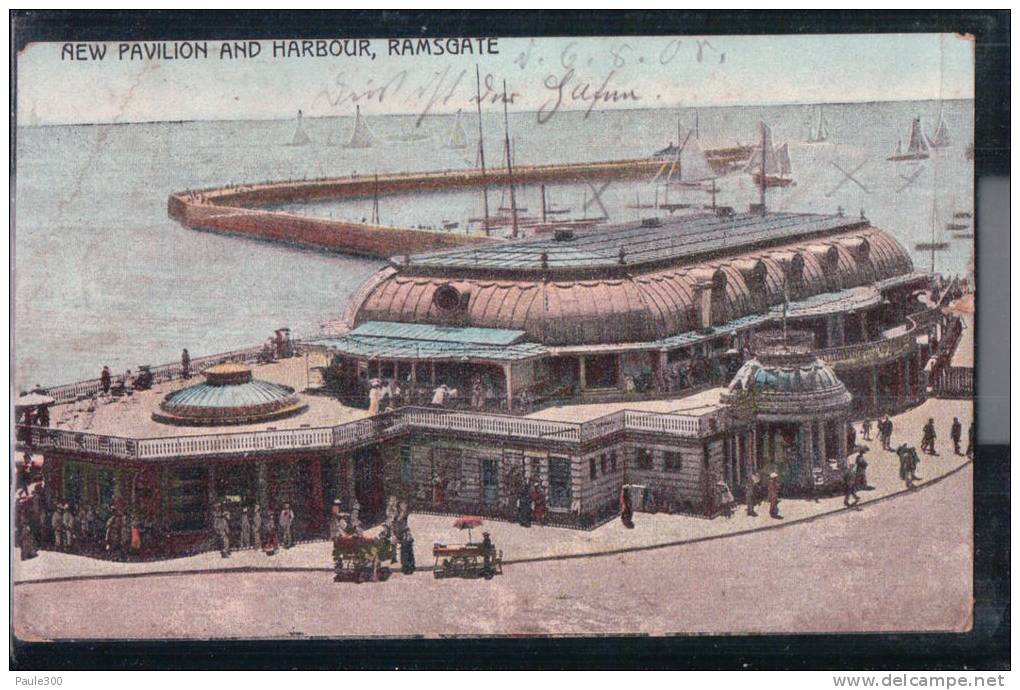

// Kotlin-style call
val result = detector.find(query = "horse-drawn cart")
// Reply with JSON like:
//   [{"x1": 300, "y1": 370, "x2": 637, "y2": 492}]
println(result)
[
  {"x1": 332, "y1": 534, "x2": 393, "y2": 583},
  {"x1": 432, "y1": 539, "x2": 502, "y2": 579}
]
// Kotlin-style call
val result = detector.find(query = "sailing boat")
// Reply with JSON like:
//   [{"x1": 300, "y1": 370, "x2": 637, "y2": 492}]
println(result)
[
  {"x1": 346, "y1": 105, "x2": 375, "y2": 148},
  {"x1": 915, "y1": 202, "x2": 949, "y2": 255},
  {"x1": 888, "y1": 117, "x2": 929, "y2": 161},
  {"x1": 444, "y1": 110, "x2": 469, "y2": 150},
  {"x1": 289, "y1": 109, "x2": 311, "y2": 146},
  {"x1": 744, "y1": 122, "x2": 794, "y2": 187},
  {"x1": 927, "y1": 111, "x2": 951, "y2": 148},
  {"x1": 806, "y1": 105, "x2": 830, "y2": 144}
]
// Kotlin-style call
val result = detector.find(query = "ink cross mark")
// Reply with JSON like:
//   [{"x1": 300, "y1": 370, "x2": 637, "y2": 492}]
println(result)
[
  {"x1": 896, "y1": 165, "x2": 925, "y2": 193},
  {"x1": 584, "y1": 181, "x2": 612, "y2": 219},
  {"x1": 826, "y1": 160, "x2": 870, "y2": 197}
]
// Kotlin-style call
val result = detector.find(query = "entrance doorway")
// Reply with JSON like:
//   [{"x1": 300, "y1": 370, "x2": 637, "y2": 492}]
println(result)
[{"x1": 353, "y1": 447, "x2": 384, "y2": 521}]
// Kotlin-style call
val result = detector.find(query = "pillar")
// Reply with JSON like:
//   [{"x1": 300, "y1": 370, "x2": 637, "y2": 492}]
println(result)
[
  {"x1": 816, "y1": 420, "x2": 827, "y2": 468},
  {"x1": 870, "y1": 366, "x2": 879, "y2": 412},
  {"x1": 800, "y1": 422, "x2": 814, "y2": 486},
  {"x1": 616, "y1": 354, "x2": 625, "y2": 390},
  {"x1": 504, "y1": 363, "x2": 514, "y2": 412},
  {"x1": 344, "y1": 456, "x2": 355, "y2": 509},
  {"x1": 835, "y1": 314, "x2": 846, "y2": 347},
  {"x1": 859, "y1": 312, "x2": 869, "y2": 342},
  {"x1": 902, "y1": 356, "x2": 912, "y2": 402},
  {"x1": 430, "y1": 361, "x2": 436, "y2": 386},
  {"x1": 410, "y1": 361, "x2": 417, "y2": 384},
  {"x1": 307, "y1": 458, "x2": 324, "y2": 532},
  {"x1": 257, "y1": 460, "x2": 269, "y2": 510},
  {"x1": 207, "y1": 464, "x2": 218, "y2": 522},
  {"x1": 837, "y1": 417, "x2": 849, "y2": 470},
  {"x1": 578, "y1": 356, "x2": 587, "y2": 390}
]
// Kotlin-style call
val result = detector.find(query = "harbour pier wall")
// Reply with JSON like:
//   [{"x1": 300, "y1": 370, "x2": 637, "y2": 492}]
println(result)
[{"x1": 168, "y1": 150, "x2": 751, "y2": 258}]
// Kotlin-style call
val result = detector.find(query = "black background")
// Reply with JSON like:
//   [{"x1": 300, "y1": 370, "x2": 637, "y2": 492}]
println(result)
[{"x1": 9, "y1": 9, "x2": 1010, "y2": 671}]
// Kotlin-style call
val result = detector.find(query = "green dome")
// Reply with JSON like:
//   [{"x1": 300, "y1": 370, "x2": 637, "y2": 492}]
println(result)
[{"x1": 153, "y1": 364, "x2": 307, "y2": 426}]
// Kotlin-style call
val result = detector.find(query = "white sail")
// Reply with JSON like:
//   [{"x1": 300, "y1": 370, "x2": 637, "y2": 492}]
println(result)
[
  {"x1": 290, "y1": 110, "x2": 310, "y2": 146},
  {"x1": 777, "y1": 143, "x2": 792, "y2": 176},
  {"x1": 445, "y1": 110, "x2": 469, "y2": 149},
  {"x1": 744, "y1": 122, "x2": 781, "y2": 175},
  {"x1": 678, "y1": 132, "x2": 715, "y2": 181},
  {"x1": 347, "y1": 105, "x2": 375, "y2": 148},
  {"x1": 809, "y1": 106, "x2": 829, "y2": 142},
  {"x1": 927, "y1": 112, "x2": 950, "y2": 148},
  {"x1": 906, "y1": 117, "x2": 928, "y2": 155}
]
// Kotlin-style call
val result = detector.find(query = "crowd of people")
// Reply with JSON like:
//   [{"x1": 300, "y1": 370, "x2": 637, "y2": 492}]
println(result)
[{"x1": 15, "y1": 489, "x2": 154, "y2": 562}]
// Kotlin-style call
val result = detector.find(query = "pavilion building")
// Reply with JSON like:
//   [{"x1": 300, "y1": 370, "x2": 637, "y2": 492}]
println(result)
[{"x1": 24, "y1": 210, "x2": 948, "y2": 558}]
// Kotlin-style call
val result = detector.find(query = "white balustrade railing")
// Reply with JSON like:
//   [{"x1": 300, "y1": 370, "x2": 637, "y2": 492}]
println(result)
[
  {"x1": 401, "y1": 407, "x2": 582, "y2": 443},
  {"x1": 623, "y1": 410, "x2": 704, "y2": 437},
  {"x1": 579, "y1": 411, "x2": 627, "y2": 442},
  {"x1": 21, "y1": 402, "x2": 720, "y2": 463}
]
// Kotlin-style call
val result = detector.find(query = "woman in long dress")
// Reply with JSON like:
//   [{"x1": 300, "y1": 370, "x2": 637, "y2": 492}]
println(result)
[
  {"x1": 367, "y1": 379, "x2": 383, "y2": 415},
  {"x1": 263, "y1": 511, "x2": 278, "y2": 555},
  {"x1": 620, "y1": 487, "x2": 634, "y2": 528}
]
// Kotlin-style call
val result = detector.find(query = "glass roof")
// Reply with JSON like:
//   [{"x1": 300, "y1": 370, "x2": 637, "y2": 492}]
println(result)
[{"x1": 404, "y1": 212, "x2": 866, "y2": 272}]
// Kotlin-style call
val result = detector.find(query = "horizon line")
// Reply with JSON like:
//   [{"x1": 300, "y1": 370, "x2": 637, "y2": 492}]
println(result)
[{"x1": 17, "y1": 96, "x2": 974, "y2": 129}]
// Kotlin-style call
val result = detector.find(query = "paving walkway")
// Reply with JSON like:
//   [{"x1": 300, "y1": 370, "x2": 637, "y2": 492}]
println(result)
[{"x1": 13, "y1": 398, "x2": 972, "y2": 585}]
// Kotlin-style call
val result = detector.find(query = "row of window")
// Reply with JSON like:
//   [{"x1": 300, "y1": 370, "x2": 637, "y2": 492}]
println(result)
[{"x1": 635, "y1": 448, "x2": 685, "y2": 473}]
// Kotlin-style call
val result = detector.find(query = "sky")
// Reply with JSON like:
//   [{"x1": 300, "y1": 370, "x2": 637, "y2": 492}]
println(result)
[{"x1": 16, "y1": 33, "x2": 974, "y2": 125}]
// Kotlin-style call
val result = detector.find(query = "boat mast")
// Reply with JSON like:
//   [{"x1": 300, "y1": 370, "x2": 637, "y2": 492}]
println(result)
[
  {"x1": 372, "y1": 172, "x2": 380, "y2": 225},
  {"x1": 541, "y1": 184, "x2": 547, "y2": 223},
  {"x1": 759, "y1": 121, "x2": 767, "y2": 214},
  {"x1": 502, "y1": 79, "x2": 519, "y2": 239},
  {"x1": 475, "y1": 65, "x2": 490, "y2": 235}
]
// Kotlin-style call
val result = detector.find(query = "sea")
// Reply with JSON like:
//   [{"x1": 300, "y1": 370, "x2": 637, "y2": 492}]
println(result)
[{"x1": 14, "y1": 99, "x2": 974, "y2": 389}]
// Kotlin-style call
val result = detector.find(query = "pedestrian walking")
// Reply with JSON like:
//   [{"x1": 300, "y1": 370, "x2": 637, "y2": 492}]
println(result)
[
  {"x1": 843, "y1": 467, "x2": 860, "y2": 507},
  {"x1": 516, "y1": 482, "x2": 533, "y2": 527},
  {"x1": 897, "y1": 445, "x2": 915, "y2": 489},
  {"x1": 862, "y1": 418, "x2": 872, "y2": 441},
  {"x1": 213, "y1": 507, "x2": 231, "y2": 558},
  {"x1": 921, "y1": 418, "x2": 937, "y2": 455},
  {"x1": 239, "y1": 507, "x2": 252, "y2": 548},
  {"x1": 854, "y1": 450, "x2": 869, "y2": 490},
  {"x1": 744, "y1": 472, "x2": 759, "y2": 517},
  {"x1": 950, "y1": 417, "x2": 962, "y2": 456},
  {"x1": 279, "y1": 503, "x2": 295, "y2": 549},
  {"x1": 846, "y1": 423, "x2": 857, "y2": 453},
  {"x1": 767, "y1": 473, "x2": 782, "y2": 519}
]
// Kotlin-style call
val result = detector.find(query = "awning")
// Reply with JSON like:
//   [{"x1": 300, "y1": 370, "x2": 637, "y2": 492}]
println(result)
[
  {"x1": 308, "y1": 329, "x2": 547, "y2": 364},
  {"x1": 348, "y1": 321, "x2": 527, "y2": 346}
]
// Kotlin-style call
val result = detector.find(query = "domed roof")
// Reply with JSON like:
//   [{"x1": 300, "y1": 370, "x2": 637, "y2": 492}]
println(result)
[
  {"x1": 727, "y1": 356, "x2": 842, "y2": 395},
  {"x1": 153, "y1": 364, "x2": 307, "y2": 426},
  {"x1": 344, "y1": 217, "x2": 914, "y2": 346},
  {"x1": 721, "y1": 336, "x2": 852, "y2": 416}
]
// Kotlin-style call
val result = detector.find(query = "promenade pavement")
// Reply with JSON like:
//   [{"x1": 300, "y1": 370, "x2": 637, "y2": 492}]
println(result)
[{"x1": 13, "y1": 397, "x2": 972, "y2": 584}]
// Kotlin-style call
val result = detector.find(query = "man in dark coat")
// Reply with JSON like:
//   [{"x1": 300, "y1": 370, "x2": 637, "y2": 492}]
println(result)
[
  {"x1": 744, "y1": 472, "x2": 759, "y2": 517},
  {"x1": 950, "y1": 417, "x2": 962, "y2": 455},
  {"x1": 181, "y1": 348, "x2": 191, "y2": 379},
  {"x1": 854, "y1": 450, "x2": 869, "y2": 490},
  {"x1": 966, "y1": 421, "x2": 974, "y2": 458},
  {"x1": 767, "y1": 473, "x2": 781, "y2": 519},
  {"x1": 516, "y1": 482, "x2": 533, "y2": 527},
  {"x1": 100, "y1": 366, "x2": 112, "y2": 395},
  {"x1": 921, "y1": 418, "x2": 937, "y2": 455},
  {"x1": 399, "y1": 529, "x2": 415, "y2": 575}
]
